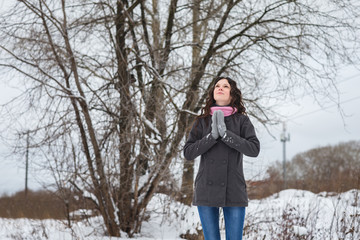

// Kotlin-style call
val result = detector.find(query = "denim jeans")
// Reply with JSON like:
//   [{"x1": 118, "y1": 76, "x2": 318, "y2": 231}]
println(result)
[{"x1": 197, "y1": 206, "x2": 246, "y2": 240}]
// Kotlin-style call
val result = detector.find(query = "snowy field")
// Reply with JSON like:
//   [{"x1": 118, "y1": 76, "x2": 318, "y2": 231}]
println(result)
[{"x1": 0, "y1": 189, "x2": 359, "y2": 240}]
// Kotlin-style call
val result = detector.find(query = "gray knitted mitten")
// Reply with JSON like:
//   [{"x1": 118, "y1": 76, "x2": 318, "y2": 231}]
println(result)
[
  {"x1": 216, "y1": 110, "x2": 227, "y2": 137},
  {"x1": 211, "y1": 111, "x2": 219, "y2": 139}
]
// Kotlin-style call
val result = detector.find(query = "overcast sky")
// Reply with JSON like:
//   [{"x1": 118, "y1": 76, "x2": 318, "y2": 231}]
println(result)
[{"x1": 248, "y1": 65, "x2": 360, "y2": 180}]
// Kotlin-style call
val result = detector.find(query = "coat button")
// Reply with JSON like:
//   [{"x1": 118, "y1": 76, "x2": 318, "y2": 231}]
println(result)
[
  {"x1": 222, "y1": 160, "x2": 226, "y2": 164},
  {"x1": 208, "y1": 181, "x2": 213, "y2": 185},
  {"x1": 221, "y1": 182, "x2": 225, "y2": 186}
]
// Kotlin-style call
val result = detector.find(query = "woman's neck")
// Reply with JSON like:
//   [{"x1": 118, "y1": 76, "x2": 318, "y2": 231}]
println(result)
[{"x1": 215, "y1": 101, "x2": 230, "y2": 106}]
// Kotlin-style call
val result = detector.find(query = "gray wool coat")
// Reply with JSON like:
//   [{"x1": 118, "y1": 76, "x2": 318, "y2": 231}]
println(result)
[{"x1": 183, "y1": 112, "x2": 260, "y2": 207}]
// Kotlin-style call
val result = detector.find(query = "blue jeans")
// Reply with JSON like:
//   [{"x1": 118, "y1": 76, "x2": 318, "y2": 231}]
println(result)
[{"x1": 197, "y1": 206, "x2": 245, "y2": 240}]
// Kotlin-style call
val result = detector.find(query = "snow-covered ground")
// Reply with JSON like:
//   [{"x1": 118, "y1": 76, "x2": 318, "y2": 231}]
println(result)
[{"x1": 0, "y1": 189, "x2": 359, "y2": 239}]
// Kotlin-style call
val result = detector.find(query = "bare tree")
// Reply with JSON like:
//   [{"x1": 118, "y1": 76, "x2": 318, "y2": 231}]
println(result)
[
  {"x1": 291, "y1": 140, "x2": 360, "y2": 192},
  {"x1": 262, "y1": 140, "x2": 360, "y2": 195},
  {"x1": 0, "y1": 0, "x2": 359, "y2": 237}
]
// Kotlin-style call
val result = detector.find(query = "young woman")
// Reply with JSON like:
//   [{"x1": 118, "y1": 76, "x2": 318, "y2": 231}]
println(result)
[{"x1": 183, "y1": 77, "x2": 260, "y2": 240}]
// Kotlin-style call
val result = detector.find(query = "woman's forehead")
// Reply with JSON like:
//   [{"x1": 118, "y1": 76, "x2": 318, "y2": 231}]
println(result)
[{"x1": 216, "y1": 79, "x2": 230, "y2": 85}]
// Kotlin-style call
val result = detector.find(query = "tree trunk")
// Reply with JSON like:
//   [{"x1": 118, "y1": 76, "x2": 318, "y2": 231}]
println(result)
[{"x1": 115, "y1": 0, "x2": 135, "y2": 235}]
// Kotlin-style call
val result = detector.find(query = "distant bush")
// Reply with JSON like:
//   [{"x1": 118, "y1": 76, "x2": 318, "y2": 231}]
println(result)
[
  {"x1": 248, "y1": 140, "x2": 360, "y2": 199},
  {"x1": 0, "y1": 189, "x2": 96, "y2": 219}
]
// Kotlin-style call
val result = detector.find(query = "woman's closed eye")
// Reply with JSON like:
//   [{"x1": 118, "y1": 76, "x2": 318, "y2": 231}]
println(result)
[{"x1": 215, "y1": 85, "x2": 229, "y2": 88}]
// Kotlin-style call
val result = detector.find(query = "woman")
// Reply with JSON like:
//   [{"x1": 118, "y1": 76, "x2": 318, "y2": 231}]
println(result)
[{"x1": 183, "y1": 77, "x2": 260, "y2": 240}]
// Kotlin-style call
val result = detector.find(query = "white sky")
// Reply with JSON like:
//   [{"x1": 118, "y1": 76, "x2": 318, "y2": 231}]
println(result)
[{"x1": 246, "y1": 65, "x2": 360, "y2": 180}]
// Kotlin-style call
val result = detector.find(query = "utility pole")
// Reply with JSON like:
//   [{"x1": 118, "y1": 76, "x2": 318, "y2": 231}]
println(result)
[
  {"x1": 25, "y1": 131, "x2": 29, "y2": 198},
  {"x1": 280, "y1": 122, "x2": 290, "y2": 189}
]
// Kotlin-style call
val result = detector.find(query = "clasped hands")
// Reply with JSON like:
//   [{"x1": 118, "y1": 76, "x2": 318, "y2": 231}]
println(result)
[{"x1": 211, "y1": 110, "x2": 227, "y2": 139}]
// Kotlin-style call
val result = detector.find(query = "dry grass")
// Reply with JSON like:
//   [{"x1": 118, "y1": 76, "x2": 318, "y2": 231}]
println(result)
[{"x1": 0, "y1": 189, "x2": 95, "y2": 220}]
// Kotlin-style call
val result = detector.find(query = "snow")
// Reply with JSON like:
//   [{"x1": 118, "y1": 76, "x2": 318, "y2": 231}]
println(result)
[
  {"x1": 141, "y1": 117, "x2": 161, "y2": 137},
  {"x1": 180, "y1": 109, "x2": 198, "y2": 116},
  {"x1": 0, "y1": 189, "x2": 359, "y2": 239},
  {"x1": 293, "y1": 225, "x2": 308, "y2": 236},
  {"x1": 83, "y1": 190, "x2": 99, "y2": 206}
]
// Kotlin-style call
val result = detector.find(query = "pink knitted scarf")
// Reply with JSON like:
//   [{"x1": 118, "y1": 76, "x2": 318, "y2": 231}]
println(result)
[{"x1": 210, "y1": 106, "x2": 237, "y2": 116}]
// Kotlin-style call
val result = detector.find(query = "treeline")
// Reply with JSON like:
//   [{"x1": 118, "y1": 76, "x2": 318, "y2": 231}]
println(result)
[{"x1": 248, "y1": 140, "x2": 360, "y2": 199}]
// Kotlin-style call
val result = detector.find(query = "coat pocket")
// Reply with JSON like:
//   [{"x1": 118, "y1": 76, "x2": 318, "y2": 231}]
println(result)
[
  {"x1": 194, "y1": 166, "x2": 208, "y2": 202},
  {"x1": 226, "y1": 168, "x2": 248, "y2": 203}
]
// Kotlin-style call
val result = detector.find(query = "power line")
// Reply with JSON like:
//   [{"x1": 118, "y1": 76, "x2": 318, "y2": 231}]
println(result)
[
  {"x1": 283, "y1": 72, "x2": 360, "y2": 120},
  {"x1": 337, "y1": 73, "x2": 360, "y2": 84},
  {"x1": 289, "y1": 95, "x2": 360, "y2": 120}
]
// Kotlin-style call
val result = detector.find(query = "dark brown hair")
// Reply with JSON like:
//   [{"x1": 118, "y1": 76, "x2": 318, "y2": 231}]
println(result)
[{"x1": 198, "y1": 76, "x2": 246, "y2": 119}]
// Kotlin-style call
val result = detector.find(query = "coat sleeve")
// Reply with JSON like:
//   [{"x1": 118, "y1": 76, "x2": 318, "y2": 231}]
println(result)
[
  {"x1": 183, "y1": 118, "x2": 218, "y2": 160},
  {"x1": 221, "y1": 116, "x2": 260, "y2": 157}
]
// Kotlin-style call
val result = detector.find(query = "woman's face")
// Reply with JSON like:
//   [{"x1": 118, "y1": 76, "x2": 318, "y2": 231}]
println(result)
[{"x1": 213, "y1": 79, "x2": 231, "y2": 106}]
